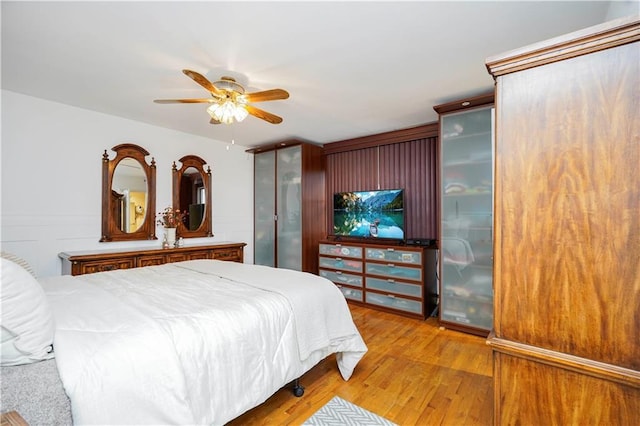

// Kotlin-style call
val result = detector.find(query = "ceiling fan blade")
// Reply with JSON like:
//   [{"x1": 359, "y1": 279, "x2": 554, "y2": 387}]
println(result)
[
  {"x1": 209, "y1": 117, "x2": 221, "y2": 125},
  {"x1": 244, "y1": 89, "x2": 290, "y2": 103},
  {"x1": 182, "y1": 69, "x2": 225, "y2": 97},
  {"x1": 154, "y1": 98, "x2": 214, "y2": 104},
  {"x1": 245, "y1": 105, "x2": 283, "y2": 124}
]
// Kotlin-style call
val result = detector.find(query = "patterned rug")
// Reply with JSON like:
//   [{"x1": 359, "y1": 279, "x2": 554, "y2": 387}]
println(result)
[{"x1": 302, "y1": 396, "x2": 397, "y2": 426}]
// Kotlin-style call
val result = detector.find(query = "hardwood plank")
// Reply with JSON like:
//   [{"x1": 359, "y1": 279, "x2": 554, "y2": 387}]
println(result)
[
  {"x1": 0, "y1": 411, "x2": 28, "y2": 426},
  {"x1": 228, "y1": 304, "x2": 493, "y2": 425}
]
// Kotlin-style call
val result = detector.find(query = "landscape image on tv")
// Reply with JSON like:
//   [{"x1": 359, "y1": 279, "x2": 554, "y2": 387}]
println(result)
[{"x1": 333, "y1": 189, "x2": 404, "y2": 240}]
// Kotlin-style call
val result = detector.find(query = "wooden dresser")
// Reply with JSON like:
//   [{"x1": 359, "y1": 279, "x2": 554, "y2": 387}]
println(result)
[
  {"x1": 486, "y1": 16, "x2": 639, "y2": 425},
  {"x1": 59, "y1": 242, "x2": 246, "y2": 276},
  {"x1": 318, "y1": 239, "x2": 438, "y2": 319}
]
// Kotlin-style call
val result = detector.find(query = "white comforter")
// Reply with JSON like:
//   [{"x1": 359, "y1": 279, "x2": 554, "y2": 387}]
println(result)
[{"x1": 40, "y1": 260, "x2": 367, "y2": 425}]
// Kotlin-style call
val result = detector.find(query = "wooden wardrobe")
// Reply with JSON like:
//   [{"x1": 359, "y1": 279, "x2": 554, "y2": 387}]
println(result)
[
  {"x1": 247, "y1": 140, "x2": 325, "y2": 274},
  {"x1": 486, "y1": 16, "x2": 639, "y2": 424}
]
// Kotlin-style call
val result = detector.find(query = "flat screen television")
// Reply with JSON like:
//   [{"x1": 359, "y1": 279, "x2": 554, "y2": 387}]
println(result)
[{"x1": 333, "y1": 189, "x2": 405, "y2": 241}]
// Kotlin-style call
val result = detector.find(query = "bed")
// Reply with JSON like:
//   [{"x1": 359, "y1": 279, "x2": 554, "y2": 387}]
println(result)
[{"x1": 0, "y1": 256, "x2": 368, "y2": 425}]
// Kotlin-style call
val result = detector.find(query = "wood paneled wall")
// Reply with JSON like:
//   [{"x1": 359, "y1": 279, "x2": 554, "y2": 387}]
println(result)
[{"x1": 324, "y1": 124, "x2": 439, "y2": 240}]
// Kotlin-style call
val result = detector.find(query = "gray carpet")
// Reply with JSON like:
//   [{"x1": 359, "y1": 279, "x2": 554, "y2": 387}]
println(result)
[
  {"x1": 303, "y1": 396, "x2": 396, "y2": 426},
  {"x1": 1, "y1": 359, "x2": 72, "y2": 425}
]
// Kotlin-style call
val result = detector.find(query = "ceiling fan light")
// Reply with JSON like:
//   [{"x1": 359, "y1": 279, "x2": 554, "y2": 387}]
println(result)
[
  {"x1": 234, "y1": 106, "x2": 248, "y2": 122},
  {"x1": 207, "y1": 100, "x2": 246, "y2": 124},
  {"x1": 206, "y1": 103, "x2": 221, "y2": 119},
  {"x1": 219, "y1": 100, "x2": 237, "y2": 124}
]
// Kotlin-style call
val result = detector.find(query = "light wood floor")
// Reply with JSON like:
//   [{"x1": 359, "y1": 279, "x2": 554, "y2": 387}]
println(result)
[{"x1": 228, "y1": 304, "x2": 493, "y2": 425}]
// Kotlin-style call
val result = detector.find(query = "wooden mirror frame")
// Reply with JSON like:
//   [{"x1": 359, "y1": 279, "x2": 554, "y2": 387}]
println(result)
[
  {"x1": 172, "y1": 155, "x2": 213, "y2": 238},
  {"x1": 100, "y1": 143, "x2": 157, "y2": 242}
]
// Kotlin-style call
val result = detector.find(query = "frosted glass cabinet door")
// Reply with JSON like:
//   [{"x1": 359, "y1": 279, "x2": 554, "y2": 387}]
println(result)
[
  {"x1": 440, "y1": 105, "x2": 494, "y2": 332},
  {"x1": 254, "y1": 150, "x2": 276, "y2": 267},
  {"x1": 276, "y1": 145, "x2": 302, "y2": 270}
]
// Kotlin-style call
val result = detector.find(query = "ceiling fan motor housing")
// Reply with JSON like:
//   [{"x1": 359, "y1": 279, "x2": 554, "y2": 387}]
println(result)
[{"x1": 214, "y1": 77, "x2": 245, "y2": 96}]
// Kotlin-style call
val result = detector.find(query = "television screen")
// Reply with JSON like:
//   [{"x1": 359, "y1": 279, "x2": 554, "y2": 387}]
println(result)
[{"x1": 333, "y1": 189, "x2": 405, "y2": 240}]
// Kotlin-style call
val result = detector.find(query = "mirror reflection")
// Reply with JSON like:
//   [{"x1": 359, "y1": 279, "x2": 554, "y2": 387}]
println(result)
[
  {"x1": 112, "y1": 158, "x2": 148, "y2": 233},
  {"x1": 180, "y1": 166, "x2": 206, "y2": 231},
  {"x1": 172, "y1": 155, "x2": 212, "y2": 238}
]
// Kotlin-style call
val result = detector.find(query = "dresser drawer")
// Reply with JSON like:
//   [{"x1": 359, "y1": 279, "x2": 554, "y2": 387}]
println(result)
[
  {"x1": 78, "y1": 258, "x2": 135, "y2": 274},
  {"x1": 319, "y1": 243, "x2": 362, "y2": 259},
  {"x1": 336, "y1": 285, "x2": 363, "y2": 302},
  {"x1": 366, "y1": 277, "x2": 422, "y2": 297},
  {"x1": 319, "y1": 269, "x2": 363, "y2": 288},
  {"x1": 365, "y1": 262, "x2": 422, "y2": 281},
  {"x1": 212, "y1": 248, "x2": 242, "y2": 262},
  {"x1": 137, "y1": 254, "x2": 166, "y2": 267},
  {"x1": 168, "y1": 250, "x2": 212, "y2": 263},
  {"x1": 365, "y1": 247, "x2": 422, "y2": 265},
  {"x1": 319, "y1": 256, "x2": 363, "y2": 273},
  {"x1": 365, "y1": 292, "x2": 423, "y2": 315},
  {"x1": 187, "y1": 250, "x2": 212, "y2": 260},
  {"x1": 166, "y1": 253, "x2": 188, "y2": 263}
]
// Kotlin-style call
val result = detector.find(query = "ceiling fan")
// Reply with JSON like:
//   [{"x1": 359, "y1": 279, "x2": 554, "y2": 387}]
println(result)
[{"x1": 154, "y1": 69, "x2": 289, "y2": 125}]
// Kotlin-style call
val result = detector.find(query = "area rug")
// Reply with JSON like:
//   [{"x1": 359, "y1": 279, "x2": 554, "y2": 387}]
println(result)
[{"x1": 302, "y1": 396, "x2": 397, "y2": 426}]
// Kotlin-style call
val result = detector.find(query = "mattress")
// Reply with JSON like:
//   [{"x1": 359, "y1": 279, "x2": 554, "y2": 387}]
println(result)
[{"x1": 38, "y1": 259, "x2": 367, "y2": 425}]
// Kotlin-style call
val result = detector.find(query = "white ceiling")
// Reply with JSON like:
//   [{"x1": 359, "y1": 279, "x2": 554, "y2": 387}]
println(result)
[{"x1": 1, "y1": 1, "x2": 623, "y2": 149}]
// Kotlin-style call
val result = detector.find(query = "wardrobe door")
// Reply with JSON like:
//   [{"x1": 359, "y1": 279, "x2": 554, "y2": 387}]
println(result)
[
  {"x1": 276, "y1": 145, "x2": 302, "y2": 270},
  {"x1": 254, "y1": 150, "x2": 276, "y2": 267},
  {"x1": 434, "y1": 94, "x2": 494, "y2": 336},
  {"x1": 486, "y1": 17, "x2": 640, "y2": 425}
]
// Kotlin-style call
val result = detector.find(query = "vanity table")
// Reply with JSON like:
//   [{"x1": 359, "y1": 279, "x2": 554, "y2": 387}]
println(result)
[{"x1": 59, "y1": 242, "x2": 246, "y2": 276}]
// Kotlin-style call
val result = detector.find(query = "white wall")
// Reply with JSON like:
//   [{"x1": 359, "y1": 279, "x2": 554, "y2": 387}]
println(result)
[
  {"x1": 1, "y1": 90, "x2": 254, "y2": 277},
  {"x1": 605, "y1": 1, "x2": 639, "y2": 21}
]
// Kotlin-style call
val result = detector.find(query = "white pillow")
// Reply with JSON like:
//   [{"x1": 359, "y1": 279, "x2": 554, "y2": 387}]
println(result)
[
  {"x1": 0, "y1": 251, "x2": 37, "y2": 278},
  {"x1": 1, "y1": 258, "x2": 55, "y2": 366}
]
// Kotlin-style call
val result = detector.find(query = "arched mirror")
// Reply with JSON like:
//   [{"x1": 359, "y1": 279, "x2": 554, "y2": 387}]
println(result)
[
  {"x1": 172, "y1": 155, "x2": 212, "y2": 238},
  {"x1": 101, "y1": 143, "x2": 157, "y2": 242}
]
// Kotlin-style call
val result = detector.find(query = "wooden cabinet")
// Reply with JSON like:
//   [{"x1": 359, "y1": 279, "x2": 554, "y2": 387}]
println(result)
[
  {"x1": 319, "y1": 240, "x2": 437, "y2": 319},
  {"x1": 434, "y1": 93, "x2": 494, "y2": 336},
  {"x1": 59, "y1": 242, "x2": 246, "y2": 276},
  {"x1": 486, "y1": 16, "x2": 639, "y2": 425},
  {"x1": 247, "y1": 140, "x2": 325, "y2": 273}
]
